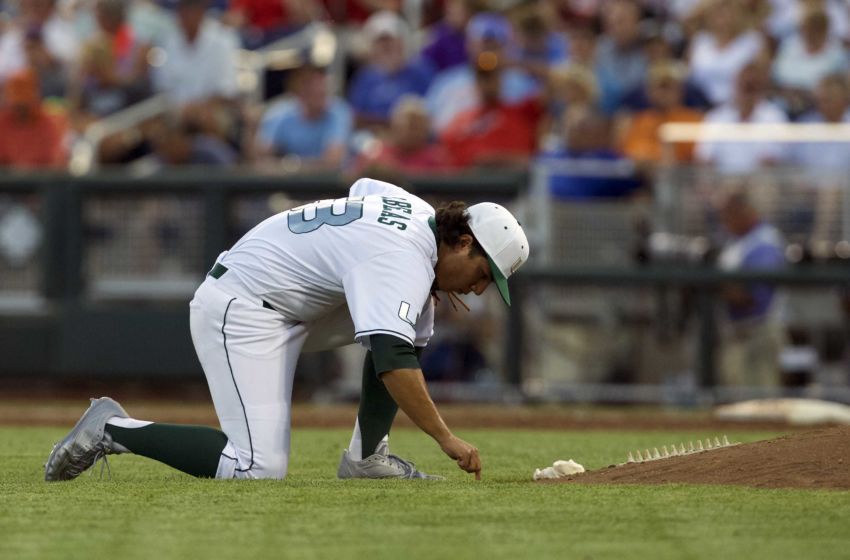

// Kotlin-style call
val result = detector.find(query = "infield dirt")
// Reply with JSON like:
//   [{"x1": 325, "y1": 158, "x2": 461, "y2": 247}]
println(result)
[
  {"x1": 0, "y1": 399, "x2": 807, "y2": 431},
  {"x1": 554, "y1": 425, "x2": 850, "y2": 490}
]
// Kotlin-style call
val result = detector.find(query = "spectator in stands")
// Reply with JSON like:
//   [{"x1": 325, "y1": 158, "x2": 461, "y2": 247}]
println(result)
[
  {"x1": 126, "y1": 0, "x2": 178, "y2": 46},
  {"x1": 793, "y1": 73, "x2": 850, "y2": 171},
  {"x1": 420, "y1": 0, "x2": 482, "y2": 73},
  {"x1": 225, "y1": 0, "x2": 321, "y2": 49},
  {"x1": 60, "y1": 2, "x2": 173, "y2": 48},
  {"x1": 68, "y1": 0, "x2": 152, "y2": 123},
  {"x1": 538, "y1": 63, "x2": 599, "y2": 152},
  {"x1": 426, "y1": 12, "x2": 537, "y2": 132},
  {"x1": 347, "y1": 11, "x2": 433, "y2": 130},
  {"x1": 594, "y1": 0, "x2": 647, "y2": 115},
  {"x1": 640, "y1": 22, "x2": 673, "y2": 67},
  {"x1": 715, "y1": 188, "x2": 786, "y2": 387},
  {"x1": 790, "y1": 73, "x2": 850, "y2": 241},
  {"x1": 677, "y1": 0, "x2": 769, "y2": 43},
  {"x1": 687, "y1": 0, "x2": 766, "y2": 107},
  {"x1": 354, "y1": 95, "x2": 451, "y2": 175},
  {"x1": 0, "y1": 69, "x2": 68, "y2": 169},
  {"x1": 773, "y1": 7, "x2": 848, "y2": 116},
  {"x1": 225, "y1": 0, "x2": 288, "y2": 49},
  {"x1": 618, "y1": 24, "x2": 711, "y2": 112},
  {"x1": 320, "y1": 0, "x2": 393, "y2": 25},
  {"x1": 152, "y1": 0, "x2": 240, "y2": 137},
  {"x1": 619, "y1": 62, "x2": 703, "y2": 168},
  {"x1": 765, "y1": 0, "x2": 849, "y2": 44},
  {"x1": 538, "y1": 108, "x2": 642, "y2": 199},
  {"x1": 565, "y1": 25, "x2": 596, "y2": 67},
  {"x1": 148, "y1": 116, "x2": 238, "y2": 167},
  {"x1": 254, "y1": 64, "x2": 352, "y2": 170},
  {"x1": 793, "y1": 74, "x2": 850, "y2": 158},
  {"x1": 540, "y1": 0, "x2": 601, "y2": 32},
  {"x1": 513, "y1": 9, "x2": 569, "y2": 87},
  {"x1": 440, "y1": 58, "x2": 541, "y2": 169},
  {"x1": 0, "y1": 0, "x2": 79, "y2": 97},
  {"x1": 696, "y1": 61, "x2": 789, "y2": 174}
]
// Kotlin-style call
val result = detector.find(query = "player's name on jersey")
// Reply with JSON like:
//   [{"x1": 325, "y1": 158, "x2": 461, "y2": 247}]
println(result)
[{"x1": 377, "y1": 196, "x2": 413, "y2": 230}]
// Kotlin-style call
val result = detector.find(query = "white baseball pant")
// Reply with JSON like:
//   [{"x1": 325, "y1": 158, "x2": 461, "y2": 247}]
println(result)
[{"x1": 190, "y1": 274, "x2": 354, "y2": 479}]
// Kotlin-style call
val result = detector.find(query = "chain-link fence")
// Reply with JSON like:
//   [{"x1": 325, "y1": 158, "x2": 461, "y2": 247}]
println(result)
[
  {"x1": 524, "y1": 156, "x2": 850, "y2": 402},
  {"x1": 0, "y1": 192, "x2": 44, "y2": 311},
  {"x1": 2, "y1": 169, "x2": 850, "y2": 402},
  {"x1": 83, "y1": 194, "x2": 206, "y2": 299}
]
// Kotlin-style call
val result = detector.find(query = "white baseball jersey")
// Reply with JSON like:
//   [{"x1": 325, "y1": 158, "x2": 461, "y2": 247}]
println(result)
[{"x1": 219, "y1": 178, "x2": 436, "y2": 348}]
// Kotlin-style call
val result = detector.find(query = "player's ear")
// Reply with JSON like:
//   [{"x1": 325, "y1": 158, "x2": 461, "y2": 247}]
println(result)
[{"x1": 457, "y1": 234, "x2": 474, "y2": 250}]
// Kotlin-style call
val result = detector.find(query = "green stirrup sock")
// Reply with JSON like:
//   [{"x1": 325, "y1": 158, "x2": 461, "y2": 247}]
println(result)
[
  {"x1": 105, "y1": 424, "x2": 228, "y2": 478},
  {"x1": 358, "y1": 350, "x2": 399, "y2": 457}
]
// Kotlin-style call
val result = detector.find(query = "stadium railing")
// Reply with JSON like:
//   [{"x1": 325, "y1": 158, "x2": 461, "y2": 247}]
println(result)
[
  {"x1": 0, "y1": 171, "x2": 524, "y2": 396},
  {"x1": 2, "y1": 159, "x2": 850, "y2": 404},
  {"x1": 523, "y1": 131, "x2": 850, "y2": 404}
]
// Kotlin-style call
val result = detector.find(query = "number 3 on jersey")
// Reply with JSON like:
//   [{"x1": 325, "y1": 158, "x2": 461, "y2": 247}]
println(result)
[{"x1": 287, "y1": 198, "x2": 364, "y2": 234}]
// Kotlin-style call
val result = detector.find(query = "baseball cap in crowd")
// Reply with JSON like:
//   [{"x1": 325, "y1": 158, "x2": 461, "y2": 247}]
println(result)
[
  {"x1": 467, "y1": 203, "x2": 529, "y2": 306},
  {"x1": 466, "y1": 12, "x2": 512, "y2": 45},
  {"x1": 363, "y1": 11, "x2": 409, "y2": 41}
]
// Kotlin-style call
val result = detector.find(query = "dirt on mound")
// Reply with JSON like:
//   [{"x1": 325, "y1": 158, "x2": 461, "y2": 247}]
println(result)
[{"x1": 555, "y1": 426, "x2": 850, "y2": 490}]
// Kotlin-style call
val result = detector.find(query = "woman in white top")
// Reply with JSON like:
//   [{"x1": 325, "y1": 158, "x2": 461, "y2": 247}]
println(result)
[
  {"x1": 696, "y1": 61, "x2": 789, "y2": 174},
  {"x1": 688, "y1": 0, "x2": 766, "y2": 106},
  {"x1": 773, "y1": 8, "x2": 848, "y2": 94},
  {"x1": 766, "y1": 0, "x2": 849, "y2": 43}
]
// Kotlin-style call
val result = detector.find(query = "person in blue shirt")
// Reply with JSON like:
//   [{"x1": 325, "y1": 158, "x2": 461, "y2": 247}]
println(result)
[
  {"x1": 594, "y1": 0, "x2": 648, "y2": 115},
  {"x1": 715, "y1": 189, "x2": 787, "y2": 387},
  {"x1": 347, "y1": 11, "x2": 434, "y2": 130},
  {"x1": 255, "y1": 63, "x2": 352, "y2": 170},
  {"x1": 538, "y1": 110, "x2": 642, "y2": 199},
  {"x1": 513, "y1": 10, "x2": 568, "y2": 88}
]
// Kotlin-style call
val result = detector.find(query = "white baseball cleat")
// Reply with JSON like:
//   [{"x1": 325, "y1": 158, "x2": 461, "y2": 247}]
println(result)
[
  {"x1": 44, "y1": 397, "x2": 129, "y2": 482},
  {"x1": 337, "y1": 443, "x2": 444, "y2": 480}
]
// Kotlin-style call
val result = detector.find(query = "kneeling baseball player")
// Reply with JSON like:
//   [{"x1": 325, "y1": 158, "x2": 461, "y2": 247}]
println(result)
[{"x1": 45, "y1": 178, "x2": 529, "y2": 481}]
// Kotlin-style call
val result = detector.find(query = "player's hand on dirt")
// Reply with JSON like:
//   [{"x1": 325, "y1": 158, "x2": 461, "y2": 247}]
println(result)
[{"x1": 439, "y1": 435, "x2": 481, "y2": 480}]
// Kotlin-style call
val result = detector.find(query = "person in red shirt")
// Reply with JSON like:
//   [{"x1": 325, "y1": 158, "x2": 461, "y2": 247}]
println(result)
[
  {"x1": 356, "y1": 95, "x2": 452, "y2": 175},
  {"x1": 440, "y1": 55, "x2": 541, "y2": 168},
  {"x1": 0, "y1": 69, "x2": 68, "y2": 170},
  {"x1": 320, "y1": 0, "x2": 398, "y2": 24},
  {"x1": 227, "y1": 0, "x2": 321, "y2": 47}
]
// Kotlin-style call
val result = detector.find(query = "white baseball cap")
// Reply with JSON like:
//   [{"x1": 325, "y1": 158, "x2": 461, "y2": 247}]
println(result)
[
  {"x1": 363, "y1": 11, "x2": 408, "y2": 41},
  {"x1": 467, "y1": 203, "x2": 529, "y2": 306}
]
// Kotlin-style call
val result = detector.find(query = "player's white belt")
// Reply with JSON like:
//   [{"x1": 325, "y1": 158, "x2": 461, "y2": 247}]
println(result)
[{"x1": 208, "y1": 263, "x2": 277, "y2": 312}]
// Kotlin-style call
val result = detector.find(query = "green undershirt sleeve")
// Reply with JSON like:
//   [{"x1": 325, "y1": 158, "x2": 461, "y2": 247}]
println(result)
[
  {"x1": 357, "y1": 337, "x2": 425, "y2": 456},
  {"x1": 370, "y1": 334, "x2": 421, "y2": 375}
]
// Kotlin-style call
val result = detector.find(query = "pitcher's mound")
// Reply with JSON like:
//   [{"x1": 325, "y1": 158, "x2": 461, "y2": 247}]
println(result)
[{"x1": 555, "y1": 426, "x2": 850, "y2": 490}]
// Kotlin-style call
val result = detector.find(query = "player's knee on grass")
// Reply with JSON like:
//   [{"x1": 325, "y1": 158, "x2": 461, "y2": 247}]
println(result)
[
  {"x1": 251, "y1": 452, "x2": 289, "y2": 479},
  {"x1": 226, "y1": 448, "x2": 289, "y2": 479}
]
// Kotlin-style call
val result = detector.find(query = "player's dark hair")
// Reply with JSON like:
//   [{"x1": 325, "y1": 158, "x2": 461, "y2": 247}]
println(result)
[{"x1": 434, "y1": 201, "x2": 485, "y2": 257}]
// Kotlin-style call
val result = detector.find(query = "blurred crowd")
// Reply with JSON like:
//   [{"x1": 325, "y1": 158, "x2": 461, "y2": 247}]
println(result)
[{"x1": 1, "y1": 0, "x2": 850, "y2": 189}]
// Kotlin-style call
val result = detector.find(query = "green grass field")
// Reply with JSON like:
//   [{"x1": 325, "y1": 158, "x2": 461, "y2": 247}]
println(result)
[{"x1": 3, "y1": 427, "x2": 849, "y2": 560}]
